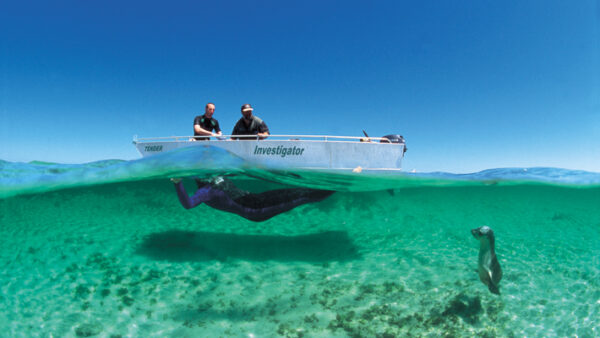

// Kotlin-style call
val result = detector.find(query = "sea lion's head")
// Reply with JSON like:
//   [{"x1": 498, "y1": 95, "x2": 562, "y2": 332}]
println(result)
[{"x1": 471, "y1": 225, "x2": 493, "y2": 239}]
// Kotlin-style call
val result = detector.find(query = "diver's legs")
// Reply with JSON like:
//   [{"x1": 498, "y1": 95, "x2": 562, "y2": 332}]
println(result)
[
  {"x1": 231, "y1": 189, "x2": 334, "y2": 222},
  {"x1": 235, "y1": 189, "x2": 334, "y2": 209}
]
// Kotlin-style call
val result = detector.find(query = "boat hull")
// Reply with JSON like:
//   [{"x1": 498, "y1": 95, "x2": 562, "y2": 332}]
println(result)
[{"x1": 134, "y1": 138, "x2": 405, "y2": 172}]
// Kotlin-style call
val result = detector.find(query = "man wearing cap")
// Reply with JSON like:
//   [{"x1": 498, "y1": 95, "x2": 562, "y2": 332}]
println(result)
[
  {"x1": 231, "y1": 103, "x2": 270, "y2": 140},
  {"x1": 193, "y1": 103, "x2": 222, "y2": 141}
]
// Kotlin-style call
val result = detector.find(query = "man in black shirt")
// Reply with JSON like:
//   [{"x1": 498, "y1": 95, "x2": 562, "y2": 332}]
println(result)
[
  {"x1": 193, "y1": 103, "x2": 222, "y2": 140},
  {"x1": 231, "y1": 103, "x2": 269, "y2": 140}
]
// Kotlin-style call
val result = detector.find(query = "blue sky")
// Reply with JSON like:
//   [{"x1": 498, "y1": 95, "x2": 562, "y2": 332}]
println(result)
[{"x1": 1, "y1": 0, "x2": 598, "y2": 173}]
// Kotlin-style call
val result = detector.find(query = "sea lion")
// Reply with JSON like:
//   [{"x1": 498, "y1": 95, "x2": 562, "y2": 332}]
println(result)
[{"x1": 471, "y1": 226, "x2": 502, "y2": 295}]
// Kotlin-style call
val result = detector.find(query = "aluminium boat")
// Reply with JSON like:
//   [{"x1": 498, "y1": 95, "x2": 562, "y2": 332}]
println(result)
[{"x1": 133, "y1": 134, "x2": 406, "y2": 172}]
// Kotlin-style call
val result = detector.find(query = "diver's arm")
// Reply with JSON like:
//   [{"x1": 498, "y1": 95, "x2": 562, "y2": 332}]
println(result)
[
  {"x1": 173, "y1": 181, "x2": 195, "y2": 209},
  {"x1": 173, "y1": 180, "x2": 211, "y2": 209}
]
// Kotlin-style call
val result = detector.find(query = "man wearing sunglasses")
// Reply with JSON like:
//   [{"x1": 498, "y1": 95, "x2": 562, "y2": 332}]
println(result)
[{"x1": 231, "y1": 103, "x2": 269, "y2": 140}]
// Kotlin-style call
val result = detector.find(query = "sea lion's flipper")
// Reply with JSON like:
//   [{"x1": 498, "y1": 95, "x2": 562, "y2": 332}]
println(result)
[
  {"x1": 490, "y1": 258, "x2": 502, "y2": 285},
  {"x1": 486, "y1": 267, "x2": 500, "y2": 295},
  {"x1": 487, "y1": 282, "x2": 500, "y2": 295}
]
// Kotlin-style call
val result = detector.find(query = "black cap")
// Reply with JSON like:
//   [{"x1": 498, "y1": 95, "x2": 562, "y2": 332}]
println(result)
[{"x1": 241, "y1": 104, "x2": 253, "y2": 112}]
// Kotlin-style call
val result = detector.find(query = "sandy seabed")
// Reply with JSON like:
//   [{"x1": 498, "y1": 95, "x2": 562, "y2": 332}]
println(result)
[{"x1": 1, "y1": 182, "x2": 599, "y2": 337}]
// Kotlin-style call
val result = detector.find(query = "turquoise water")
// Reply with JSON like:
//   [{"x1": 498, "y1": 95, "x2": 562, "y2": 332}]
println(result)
[{"x1": 1, "y1": 147, "x2": 599, "y2": 337}]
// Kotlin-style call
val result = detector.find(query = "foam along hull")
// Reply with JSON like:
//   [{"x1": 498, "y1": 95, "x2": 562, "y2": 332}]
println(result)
[{"x1": 133, "y1": 135, "x2": 406, "y2": 172}]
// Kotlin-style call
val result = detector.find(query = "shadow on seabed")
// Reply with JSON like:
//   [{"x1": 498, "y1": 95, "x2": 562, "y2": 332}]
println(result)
[{"x1": 136, "y1": 230, "x2": 361, "y2": 263}]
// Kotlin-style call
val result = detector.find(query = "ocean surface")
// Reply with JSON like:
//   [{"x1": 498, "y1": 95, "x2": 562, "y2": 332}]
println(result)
[{"x1": 1, "y1": 147, "x2": 599, "y2": 337}]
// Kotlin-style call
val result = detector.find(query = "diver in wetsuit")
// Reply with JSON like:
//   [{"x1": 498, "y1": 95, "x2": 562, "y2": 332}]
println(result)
[{"x1": 172, "y1": 177, "x2": 334, "y2": 222}]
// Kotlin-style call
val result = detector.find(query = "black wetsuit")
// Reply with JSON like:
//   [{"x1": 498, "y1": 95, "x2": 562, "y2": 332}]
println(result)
[
  {"x1": 193, "y1": 114, "x2": 221, "y2": 140},
  {"x1": 174, "y1": 178, "x2": 333, "y2": 222},
  {"x1": 231, "y1": 116, "x2": 269, "y2": 140}
]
